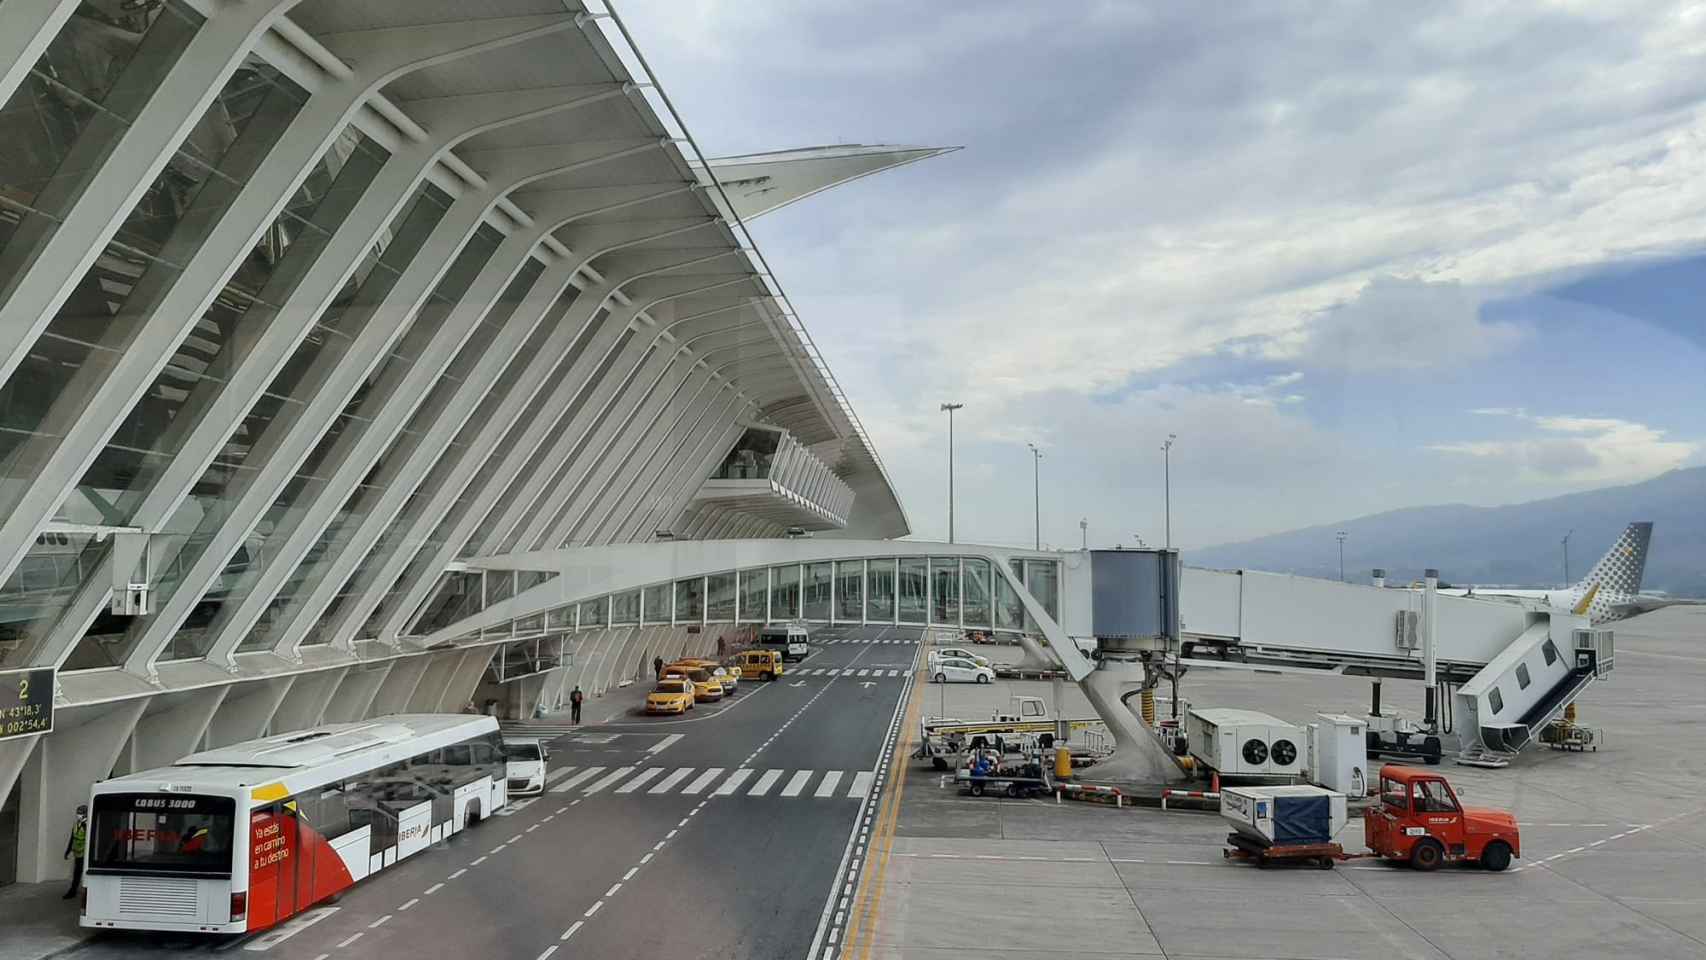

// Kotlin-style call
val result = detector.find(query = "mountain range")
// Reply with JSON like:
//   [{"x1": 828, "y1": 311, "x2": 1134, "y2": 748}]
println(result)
[{"x1": 1189, "y1": 466, "x2": 1706, "y2": 597}]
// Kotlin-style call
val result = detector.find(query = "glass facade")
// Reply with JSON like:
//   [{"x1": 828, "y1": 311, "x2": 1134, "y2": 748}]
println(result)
[
  {"x1": 673, "y1": 577, "x2": 704, "y2": 622},
  {"x1": 835, "y1": 561, "x2": 863, "y2": 621},
  {"x1": 642, "y1": 583, "x2": 669, "y2": 624},
  {"x1": 770, "y1": 565, "x2": 799, "y2": 621},
  {"x1": 706, "y1": 573, "x2": 736, "y2": 621},
  {"x1": 866, "y1": 559, "x2": 895, "y2": 622},
  {"x1": 738, "y1": 568, "x2": 767, "y2": 622},
  {"x1": 897, "y1": 558, "x2": 928, "y2": 624},
  {"x1": 610, "y1": 590, "x2": 640, "y2": 625},
  {"x1": 962, "y1": 558, "x2": 992, "y2": 627},
  {"x1": 802, "y1": 562, "x2": 832, "y2": 620},
  {"x1": 710, "y1": 426, "x2": 781, "y2": 479},
  {"x1": 930, "y1": 557, "x2": 960, "y2": 624}
]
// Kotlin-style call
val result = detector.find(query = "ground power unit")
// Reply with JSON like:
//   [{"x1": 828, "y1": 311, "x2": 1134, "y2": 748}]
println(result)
[{"x1": 1186, "y1": 708, "x2": 1306, "y2": 780}]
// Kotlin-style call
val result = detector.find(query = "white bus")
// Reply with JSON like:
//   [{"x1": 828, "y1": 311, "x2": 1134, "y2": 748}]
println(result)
[
  {"x1": 82, "y1": 714, "x2": 507, "y2": 934},
  {"x1": 759, "y1": 621, "x2": 811, "y2": 661}
]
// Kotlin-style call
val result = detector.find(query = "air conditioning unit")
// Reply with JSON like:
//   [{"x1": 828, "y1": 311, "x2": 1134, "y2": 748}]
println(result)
[
  {"x1": 112, "y1": 582, "x2": 150, "y2": 616},
  {"x1": 1393, "y1": 610, "x2": 1420, "y2": 651},
  {"x1": 1572, "y1": 628, "x2": 1614, "y2": 678},
  {"x1": 1186, "y1": 708, "x2": 1305, "y2": 779}
]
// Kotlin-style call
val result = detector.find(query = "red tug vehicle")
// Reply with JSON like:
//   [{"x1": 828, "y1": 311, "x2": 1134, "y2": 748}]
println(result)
[
  {"x1": 1225, "y1": 765, "x2": 1521, "y2": 872},
  {"x1": 1364, "y1": 764, "x2": 1520, "y2": 871}
]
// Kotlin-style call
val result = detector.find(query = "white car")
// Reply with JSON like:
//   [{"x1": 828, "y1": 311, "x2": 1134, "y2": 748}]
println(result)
[
  {"x1": 931, "y1": 657, "x2": 995, "y2": 684},
  {"x1": 929, "y1": 647, "x2": 992, "y2": 669},
  {"x1": 502, "y1": 738, "x2": 549, "y2": 796}
]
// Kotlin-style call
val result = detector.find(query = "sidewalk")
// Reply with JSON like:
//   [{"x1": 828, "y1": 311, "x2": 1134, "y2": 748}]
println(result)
[{"x1": 0, "y1": 880, "x2": 89, "y2": 960}]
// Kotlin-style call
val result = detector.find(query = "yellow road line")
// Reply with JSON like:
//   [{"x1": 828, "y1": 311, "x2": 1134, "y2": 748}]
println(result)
[{"x1": 842, "y1": 668, "x2": 927, "y2": 957}]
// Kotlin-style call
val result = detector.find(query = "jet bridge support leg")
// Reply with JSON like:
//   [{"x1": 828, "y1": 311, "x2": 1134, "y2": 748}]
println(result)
[{"x1": 1079, "y1": 657, "x2": 1181, "y2": 784}]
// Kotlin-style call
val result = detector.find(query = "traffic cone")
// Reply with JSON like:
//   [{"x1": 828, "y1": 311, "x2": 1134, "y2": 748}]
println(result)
[{"x1": 1210, "y1": 770, "x2": 1220, "y2": 794}]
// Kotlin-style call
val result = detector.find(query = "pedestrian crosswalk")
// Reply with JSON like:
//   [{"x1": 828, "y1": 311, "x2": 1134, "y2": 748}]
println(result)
[
  {"x1": 545, "y1": 764, "x2": 873, "y2": 800},
  {"x1": 821, "y1": 637, "x2": 917, "y2": 644},
  {"x1": 793, "y1": 668, "x2": 910, "y2": 677}
]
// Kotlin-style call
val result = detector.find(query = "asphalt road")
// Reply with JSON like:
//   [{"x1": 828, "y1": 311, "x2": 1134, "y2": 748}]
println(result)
[{"x1": 63, "y1": 624, "x2": 922, "y2": 960}]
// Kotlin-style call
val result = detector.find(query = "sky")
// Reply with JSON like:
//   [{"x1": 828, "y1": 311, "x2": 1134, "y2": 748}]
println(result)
[{"x1": 614, "y1": 1, "x2": 1706, "y2": 550}]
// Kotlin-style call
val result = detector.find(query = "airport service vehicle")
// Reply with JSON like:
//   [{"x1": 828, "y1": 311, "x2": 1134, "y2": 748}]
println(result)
[
  {"x1": 646, "y1": 679, "x2": 696, "y2": 714},
  {"x1": 1365, "y1": 712, "x2": 1442, "y2": 765},
  {"x1": 916, "y1": 696, "x2": 1103, "y2": 769},
  {"x1": 83, "y1": 715, "x2": 506, "y2": 934},
  {"x1": 502, "y1": 738, "x2": 549, "y2": 796},
  {"x1": 932, "y1": 656, "x2": 995, "y2": 684},
  {"x1": 663, "y1": 664, "x2": 724, "y2": 702},
  {"x1": 956, "y1": 749, "x2": 1053, "y2": 798},
  {"x1": 760, "y1": 621, "x2": 811, "y2": 661},
  {"x1": 734, "y1": 649, "x2": 784, "y2": 680},
  {"x1": 928, "y1": 646, "x2": 991, "y2": 668},
  {"x1": 1221, "y1": 785, "x2": 1349, "y2": 868},
  {"x1": 1365, "y1": 765, "x2": 1519, "y2": 871}
]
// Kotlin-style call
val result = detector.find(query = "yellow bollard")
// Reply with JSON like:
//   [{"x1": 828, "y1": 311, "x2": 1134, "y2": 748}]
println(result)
[
  {"x1": 1141, "y1": 688, "x2": 1156, "y2": 726},
  {"x1": 1055, "y1": 744, "x2": 1073, "y2": 780}
]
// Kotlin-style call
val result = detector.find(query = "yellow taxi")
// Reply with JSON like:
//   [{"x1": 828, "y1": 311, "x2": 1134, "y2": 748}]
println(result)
[
  {"x1": 734, "y1": 649, "x2": 784, "y2": 680},
  {"x1": 677, "y1": 658, "x2": 740, "y2": 693},
  {"x1": 663, "y1": 664, "x2": 725, "y2": 702},
  {"x1": 646, "y1": 678, "x2": 695, "y2": 715}
]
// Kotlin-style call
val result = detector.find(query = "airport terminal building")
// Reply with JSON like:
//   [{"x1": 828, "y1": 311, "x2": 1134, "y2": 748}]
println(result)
[{"x1": 0, "y1": 0, "x2": 964, "y2": 886}]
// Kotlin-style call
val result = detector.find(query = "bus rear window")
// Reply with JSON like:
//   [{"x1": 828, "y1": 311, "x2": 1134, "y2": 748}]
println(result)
[{"x1": 90, "y1": 793, "x2": 236, "y2": 876}]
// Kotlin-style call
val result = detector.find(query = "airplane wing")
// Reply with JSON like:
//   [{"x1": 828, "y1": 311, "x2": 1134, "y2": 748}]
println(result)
[{"x1": 1608, "y1": 597, "x2": 1706, "y2": 618}]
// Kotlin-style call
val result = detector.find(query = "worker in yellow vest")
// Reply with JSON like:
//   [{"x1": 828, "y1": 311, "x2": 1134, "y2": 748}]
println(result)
[{"x1": 63, "y1": 804, "x2": 87, "y2": 899}]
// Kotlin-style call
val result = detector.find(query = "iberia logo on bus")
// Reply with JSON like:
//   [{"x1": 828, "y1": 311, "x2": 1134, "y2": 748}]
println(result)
[{"x1": 246, "y1": 810, "x2": 355, "y2": 932}]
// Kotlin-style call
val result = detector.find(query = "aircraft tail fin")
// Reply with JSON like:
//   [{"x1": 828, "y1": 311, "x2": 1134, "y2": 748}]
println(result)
[{"x1": 1578, "y1": 521, "x2": 1652, "y2": 600}]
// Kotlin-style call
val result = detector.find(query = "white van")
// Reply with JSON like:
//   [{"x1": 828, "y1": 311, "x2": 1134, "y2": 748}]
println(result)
[
  {"x1": 503, "y1": 738, "x2": 549, "y2": 796},
  {"x1": 760, "y1": 621, "x2": 811, "y2": 662}
]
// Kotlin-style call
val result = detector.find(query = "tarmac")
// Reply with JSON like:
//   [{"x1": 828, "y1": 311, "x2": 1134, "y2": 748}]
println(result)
[{"x1": 861, "y1": 605, "x2": 1706, "y2": 959}]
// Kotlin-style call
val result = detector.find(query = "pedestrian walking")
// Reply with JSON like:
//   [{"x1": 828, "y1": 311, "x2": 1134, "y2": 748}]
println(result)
[
  {"x1": 570, "y1": 685, "x2": 583, "y2": 725},
  {"x1": 63, "y1": 804, "x2": 87, "y2": 899},
  {"x1": 652, "y1": 656, "x2": 664, "y2": 680}
]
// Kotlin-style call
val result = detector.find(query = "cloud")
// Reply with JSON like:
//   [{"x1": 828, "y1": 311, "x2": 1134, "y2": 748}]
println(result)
[
  {"x1": 1268, "y1": 276, "x2": 1528, "y2": 370},
  {"x1": 1430, "y1": 410, "x2": 1699, "y2": 485}
]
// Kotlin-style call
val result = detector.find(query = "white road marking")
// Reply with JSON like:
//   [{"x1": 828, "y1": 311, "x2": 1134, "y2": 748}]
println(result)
[
  {"x1": 448, "y1": 869, "x2": 466, "y2": 879},
  {"x1": 584, "y1": 766, "x2": 636, "y2": 794},
  {"x1": 424, "y1": 883, "x2": 445, "y2": 895},
  {"x1": 585, "y1": 901, "x2": 604, "y2": 917},
  {"x1": 748, "y1": 769, "x2": 786, "y2": 796},
  {"x1": 398, "y1": 899, "x2": 419, "y2": 912},
  {"x1": 243, "y1": 907, "x2": 338, "y2": 951},
  {"x1": 622, "y1": 867, "x2": 637, "y2": 880},
  {"x1": 781, "y1": 770, "x2": 814, "y2": 797},
  {"x1": 847, "y1": 771, "x2": 875, "y2": 798},
  {"x1": 713, "y1": 768, "x2": 755, "y2": 796},
  {"x1": 648, "y1": 733, "x2": 685, "y2": 754},
  {"x1": 681, "y1": 767, "x2": 724, "y2": 795},
  {"x1": 335, "y1": 933, "x2": 363, "y2": 949},
  {"x1": 640, "y1": 853, "x2": 653, "y2": 864},
  {"x1": 536, "y1": 947, "x2": 557, "y2": 960},
  {"x1": 368, "y1": 916, "x2": 390, "y2": 929},
  {"x1": 616, "y1": 767, "x2": 666, "y2": 794},
  {"x1": 560, "y1": 922, "x2": 582, "y2": 941},
  {"x1": 606, "y1": 883, "x2": 622, "y2": 896},
  {"x1": 551, "y1": 767, "x2": 606, "y2": 792},
  {"x1": 815, "y1": 771, "x2": 845, "y2": 797},
  {"x1": 543, "y1": 766, "x2": 580, "y2": 788}
]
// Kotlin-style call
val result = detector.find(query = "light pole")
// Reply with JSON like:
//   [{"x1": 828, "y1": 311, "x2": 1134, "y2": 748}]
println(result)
[
  {"x1": 1336, "y1": 530, "x2": 1348, "y2": 581},
  {"x1": 1079, "y1": 517, "x2": 1088, "y2": 550},
  {"x1": 1161, "y1": 433, "x2": 1177, "y2": 549},
  {"x1": 941, "y1": 402, "x2": 963, "y2": 543},
  {"x1": 1133, "y1": 534, "x2": 1146, "y2": 548},
  {"x1": 1562, "y1": 529, "x2": 1573, "y2": 586},
  {"x1": 1027, "y1": 442, "x2": 1043, "y2": 550}
]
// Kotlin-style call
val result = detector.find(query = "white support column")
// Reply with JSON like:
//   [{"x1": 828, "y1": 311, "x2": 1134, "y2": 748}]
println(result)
[
  {"x1": 372, "y1": 264, "x2": 749, "y2": 641},
  {"x1": 0, "y1": 0, "x2": 77, "y2": 108},
  {"x1": 15, "y1": 701, "x2": 147, "y2": 883},
  {"x1": 484, "y1": 329, "x2": 669, "y2": 553},
  {"x1": 648, "y1": 412, "x2": 748, "y2": 539},
  {"x1": 206, "y1": 677, "x2": 293, "y2": 747},
  {"x1": 405, "y1": 651, "x2": 464, "y2": 713},
  {"x1": 0, "y1": 74, "x2": 628, "y2": 586},
  {"x1": 531, "y1": 348, "x2": 697, "y2": 550},
  {"x1": 0, "y1": 735, "x2": 41, "y2": 837},
  {"x1": 571, "y1": 368, "x2": 717, "y2": 546},
  {"x1": 607, "y1": 382, "x2": 743, "y2": 543},
  {"x1": 323, "y1": 662, "x2": 391, "y2": 723},
  {"x1": 617, "y1": 389, "x2": 746, "y2": 542},
  {"x1": 368, "y1": 656, "x2": 431, "y2": 717},
  {"x1": 130, "y1": 686, "x2": 229, "y2": 772},
  {"x1": 0, "y1": 0, "x2": 299, "y2": 387},
  {"x1": 271, "y1": 667, "x2": 347, "y2": 732},
  {"x1": 438, "y1": 648, "x2": 498, "y2": 714},
  {"x1": 131, "y1": 141, "x2": 675, "y2": 673}
]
